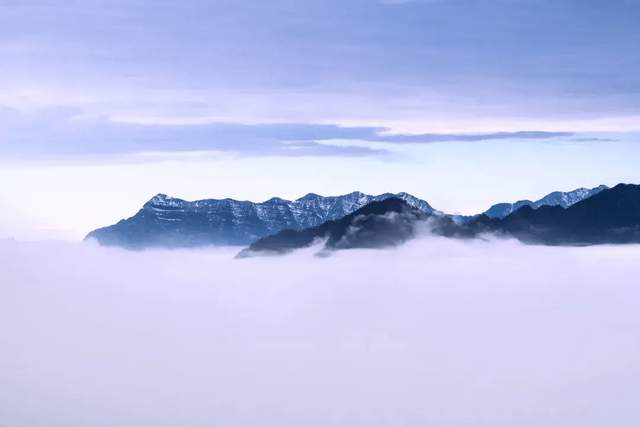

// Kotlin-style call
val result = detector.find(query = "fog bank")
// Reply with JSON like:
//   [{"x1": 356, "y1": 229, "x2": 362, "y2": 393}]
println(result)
[{"x1": 1, "y1": 238, "x2": 640, "y2": 426}]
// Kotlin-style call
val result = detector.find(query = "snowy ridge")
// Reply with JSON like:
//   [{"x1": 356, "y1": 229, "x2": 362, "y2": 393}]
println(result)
[
  {"x1": 86, "y1": 184, "x2": 634, "y2": 249},
  {"x1": 484, "y1": 185, "x2": 609, "y2": 219},
  {"x1": 87, "y1": 191, "x2": 437, "y2": 248},
  {"x1": 143, "y1": 191, "x2": 436, "y2": 230},
  {"x1": 449, "y1": 185, "x2": 609, "y2": 224}
]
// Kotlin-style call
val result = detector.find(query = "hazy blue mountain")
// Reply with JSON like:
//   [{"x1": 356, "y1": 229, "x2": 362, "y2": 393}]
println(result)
[
  {"x1": 451, "y1": 185, "x2": 609, "y2": 224},
  {"x1": 85, "y1": 191, "x2": 437, "y2": 249},
  {"x1": 484, "y1": 185, "x2": 609, "y2": 218}
]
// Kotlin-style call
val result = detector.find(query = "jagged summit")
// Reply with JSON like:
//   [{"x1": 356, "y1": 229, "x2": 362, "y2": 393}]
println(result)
[
  {"x1": 264, "y1": 197, "x2": 288, "y2": 204},
  {"x1": 143, "y1": 194, "x2": 184, "y2": 210},
  {"x1": 145, "y1": 193, "x2": 171, "y2": 204},
  {"x1": 296, "y1": 193, "x2": 321, "y2": 201}
]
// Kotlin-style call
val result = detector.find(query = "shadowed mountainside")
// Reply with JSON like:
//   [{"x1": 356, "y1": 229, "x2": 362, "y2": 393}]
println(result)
[
  {"x1": 451, "y1": 185, "x2": 608, "y2": 224},
  {"x1": 471, "y1": 183, "x2": 640, "y2": 245},
  {"x1": 237, "y1": 198, "x2": 470, "y2": 257}
]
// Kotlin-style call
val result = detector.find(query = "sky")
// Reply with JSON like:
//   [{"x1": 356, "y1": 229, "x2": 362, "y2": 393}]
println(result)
[
  {"x1": 1, "y1": 0, "x2": 639, "y2": 240},
  {"x1": 2, "y1": 238, "x2": 640, "y2": 426}
]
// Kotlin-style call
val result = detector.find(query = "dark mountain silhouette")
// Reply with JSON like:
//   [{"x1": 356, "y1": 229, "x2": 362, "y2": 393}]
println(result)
[
  {"x1": 450, "y1": 184, "x2": 608, "y2": 224},
  {"x1": 470, "y1": 183, "x2": 640, "y2": 245},
  {"x1": 483, "y1": 185, "x2": 608, "y2": 219},
  {"x1": 237, "y1": 198, "x2": 467, "y2": 257}
]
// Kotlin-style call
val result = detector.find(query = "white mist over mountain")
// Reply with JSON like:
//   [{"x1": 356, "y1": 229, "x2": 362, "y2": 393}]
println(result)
[{"x1": 1, "y1": 238, "x2": 640, "y2": 426}]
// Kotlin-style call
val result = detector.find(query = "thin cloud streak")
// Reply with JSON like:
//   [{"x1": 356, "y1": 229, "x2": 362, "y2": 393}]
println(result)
[
  {"x1": 570, "y1": 137, "x2": 619, "y2": 142},
  {"x1": 0, "y1": 106, "x2": 574, "y2": 160}
]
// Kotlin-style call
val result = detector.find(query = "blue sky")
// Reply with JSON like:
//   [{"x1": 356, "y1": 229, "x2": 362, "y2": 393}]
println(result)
[{"x1": 0, "y1": 0, "x2": 639, "y2": 239}]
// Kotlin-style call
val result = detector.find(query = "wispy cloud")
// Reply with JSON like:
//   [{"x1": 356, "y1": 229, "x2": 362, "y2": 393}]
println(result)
[
  {"x1": 378, "y1": 131, "x2": 573, "y2": 143},
  {"x1": 0, "y1": 106, "x2": 576, "y2": 161},
  {"x1": 570, "y1": 137, "x2": 619, "y2": 142}
]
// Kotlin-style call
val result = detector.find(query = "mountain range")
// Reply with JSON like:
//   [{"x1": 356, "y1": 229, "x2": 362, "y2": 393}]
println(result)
[
  {"x1": 451, "y1": 185, "x2": 609, "y2": 223},
  {"x1": 473, "y1": 183, "x2": 640, "y2": 245},
  {"x1": 85, "y1": 184, "x2": 622, "y2": 250},
  {"x1": 86, "y1": 191, "x2": 437, "y2": 249},
  {"x1": 240, "y1": 184, "x2": 640, "y2": 256}
]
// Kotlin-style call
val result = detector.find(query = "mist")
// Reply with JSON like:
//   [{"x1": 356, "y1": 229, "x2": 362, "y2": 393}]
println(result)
[{"x1": 1, "y1": 237, "x2": 640, "y2": 426}]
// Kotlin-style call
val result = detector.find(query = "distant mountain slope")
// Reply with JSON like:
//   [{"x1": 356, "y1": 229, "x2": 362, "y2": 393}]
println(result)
[
  {"x1": 85, "y1": 192, "x2": 437, "y2": 249},
  {"x1": 237, "y1": 198, "x2": 464, "y2": 257},
  {"x1": 484, "y1": 185, "x2": 609, "y2": 218},
  {"x1": 471, "y1": 184, "x2": 640, "y2": 245},
  {"x1": 451, "y1": 185, "x2": 608, "y2": 224}
]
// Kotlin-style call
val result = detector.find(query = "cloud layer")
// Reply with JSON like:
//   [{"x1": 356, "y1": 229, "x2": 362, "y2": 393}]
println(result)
[
  {"x1": 0, "y1": 106, "x2": 573, "y2": 160},
  {"x1": 1, "y1": 0, "x2": 639, "y2": 130},
  {"x1": 2, "y1": 238, "x2": 640, "y2": 426}
]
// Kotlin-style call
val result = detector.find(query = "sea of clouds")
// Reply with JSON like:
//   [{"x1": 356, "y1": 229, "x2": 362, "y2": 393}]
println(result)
[{"x1": 1, "y1": 237, "x2": 640, "y2": 426}]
